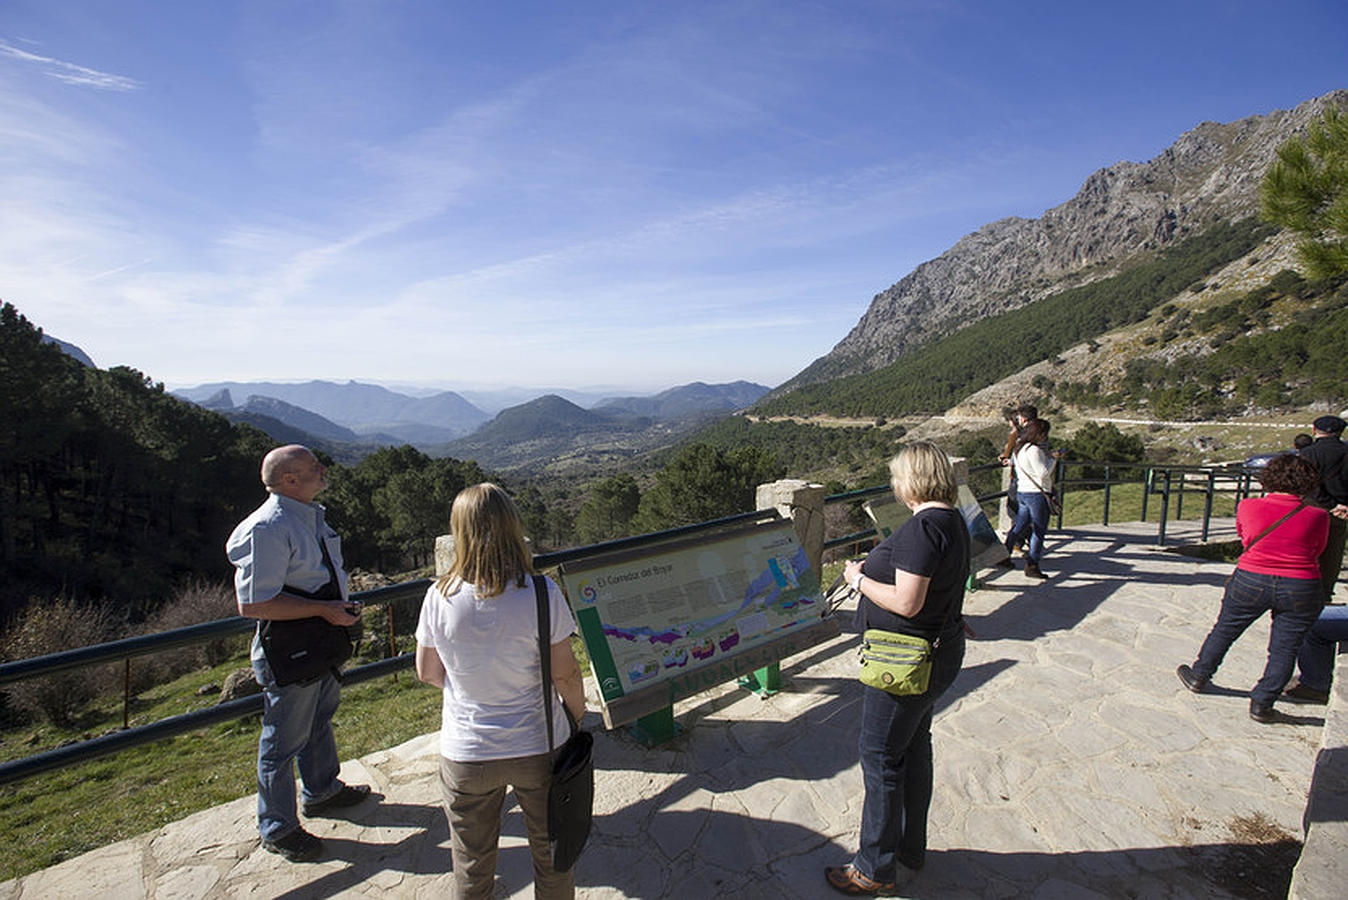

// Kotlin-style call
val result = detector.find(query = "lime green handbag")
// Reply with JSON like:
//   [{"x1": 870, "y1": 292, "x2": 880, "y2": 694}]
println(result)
[{"x1": 858, "y1": 628, "x2": 933, "y2": 695}]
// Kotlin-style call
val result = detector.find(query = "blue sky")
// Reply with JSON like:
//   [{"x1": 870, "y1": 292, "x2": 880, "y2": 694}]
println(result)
[{"x1": 2, "y1": 1, "x2": 1345, "y2": 394}]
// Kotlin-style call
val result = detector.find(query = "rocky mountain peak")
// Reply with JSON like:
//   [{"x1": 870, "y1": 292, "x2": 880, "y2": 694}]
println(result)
[{"x1": 779, "y1": 89, "x2": 1348, "y2": 394}]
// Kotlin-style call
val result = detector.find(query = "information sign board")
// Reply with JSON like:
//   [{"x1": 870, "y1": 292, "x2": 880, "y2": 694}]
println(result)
[{"x1": 557, "y1": 518, "x2": 834, "y2": 727}]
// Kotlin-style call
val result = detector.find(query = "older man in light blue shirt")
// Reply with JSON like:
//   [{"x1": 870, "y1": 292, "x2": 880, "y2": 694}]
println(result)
[{"x1": 227, "y1": 444, "x2": 371, "y2": 862}]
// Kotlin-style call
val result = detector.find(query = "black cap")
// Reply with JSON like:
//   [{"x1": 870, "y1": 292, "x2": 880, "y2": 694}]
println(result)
[{"x1": 1313, "y1": 415, "x2": 1346, "y2": 434}]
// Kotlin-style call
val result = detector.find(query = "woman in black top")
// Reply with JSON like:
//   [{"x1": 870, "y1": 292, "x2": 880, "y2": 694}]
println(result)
[{"x1": 826, "y1": 441, "x2": 970, "y2": 896}]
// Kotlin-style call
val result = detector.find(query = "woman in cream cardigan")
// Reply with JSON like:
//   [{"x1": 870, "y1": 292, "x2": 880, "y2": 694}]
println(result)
[{"x1": 1002, "y1": 418, "x2": 1057, "y2": 579}]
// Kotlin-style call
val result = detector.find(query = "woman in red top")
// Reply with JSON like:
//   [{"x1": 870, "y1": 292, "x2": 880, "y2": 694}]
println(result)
[{"x1": 1177, "y1": 454, "x2": 1328, "y2": 722}]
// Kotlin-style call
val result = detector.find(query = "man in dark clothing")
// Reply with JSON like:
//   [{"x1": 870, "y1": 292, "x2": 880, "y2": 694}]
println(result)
[{"x1": 1299, "y1": 415, "x2": 1348, "y2": 601}]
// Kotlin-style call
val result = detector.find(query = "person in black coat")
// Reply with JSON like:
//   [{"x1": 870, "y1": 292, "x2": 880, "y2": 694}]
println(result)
[{"x1": 1299, "y1": 415, "x2": 1348, "y2": 601}]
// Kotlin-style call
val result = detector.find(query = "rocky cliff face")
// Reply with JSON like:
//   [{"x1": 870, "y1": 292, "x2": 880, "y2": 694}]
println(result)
[{"x1": 780, "y1": 90, "x2": 1348, "y2": 392}]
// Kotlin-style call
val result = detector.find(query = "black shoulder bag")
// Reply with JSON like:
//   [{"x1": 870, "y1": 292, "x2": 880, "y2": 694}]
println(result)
[
  {"x1": 259, "y1": 533, "x2": 358, "y2": 686},
  {"x1": 534, "y1": 574, "x2": 594, "y2": 873}
]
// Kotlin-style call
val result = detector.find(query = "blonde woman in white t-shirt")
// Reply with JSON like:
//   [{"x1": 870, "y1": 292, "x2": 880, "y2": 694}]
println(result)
[{"x1": 415, "y1": 483, "x2": 586, "y2": 899}]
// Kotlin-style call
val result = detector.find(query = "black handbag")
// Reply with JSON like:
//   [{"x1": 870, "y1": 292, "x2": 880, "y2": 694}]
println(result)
[
  {"x1": 260, "y1": 614, "x2": 353, "y2": 686},
  {"x1": 259, "y1": 532, "x2": 358, "y2": 686},
  {"x1": 534, "y1": 574, "x2": 594, "y2": 873}
]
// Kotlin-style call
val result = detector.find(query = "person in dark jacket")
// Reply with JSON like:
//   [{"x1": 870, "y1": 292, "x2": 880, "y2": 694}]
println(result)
[
  {"x1": 1298, "y1": 415, "x2": 1348, "y2": 601},
  {"x1": 826, "y1": 442, "x2": 969, "y2": 895}
]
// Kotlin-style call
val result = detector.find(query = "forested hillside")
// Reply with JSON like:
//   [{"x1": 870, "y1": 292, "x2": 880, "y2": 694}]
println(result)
[
  {"x1": 0, "y1": 303, "x2": 273, "y2": 619},
  {"x1": 1062, "y1": 269, "x2": 1348, "y2": 417}
]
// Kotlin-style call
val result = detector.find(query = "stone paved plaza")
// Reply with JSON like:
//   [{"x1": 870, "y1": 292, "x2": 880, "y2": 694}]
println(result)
[{"x1": 0, "y1": 520, "x2": 1330, "y2": 899}]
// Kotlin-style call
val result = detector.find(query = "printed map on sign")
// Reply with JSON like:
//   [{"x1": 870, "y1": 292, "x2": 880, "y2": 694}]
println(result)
[{"x1": 558, "y1": 520, "x2": 823, "y2": 702}]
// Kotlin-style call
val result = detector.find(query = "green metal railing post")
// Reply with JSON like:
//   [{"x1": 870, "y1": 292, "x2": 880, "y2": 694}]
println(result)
[
  {"x1": 1102, "y1": 465, "x2": 1113, "y2": 525},
  {"x1": 1156, "y1": 470, "x2": 1172, "y2": 545},
  {"x1": 1202, "y1": 471, "x2": 1216, "y2": 542}
]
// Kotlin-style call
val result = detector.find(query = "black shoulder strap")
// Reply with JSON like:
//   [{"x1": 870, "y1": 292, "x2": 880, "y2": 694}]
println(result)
[
  {"x1": 1245, "y1": 500, "x2": 1309, "y2": 552},
  {"x1": 531, "y1": 573, "x2": 552, "y2": 754}
]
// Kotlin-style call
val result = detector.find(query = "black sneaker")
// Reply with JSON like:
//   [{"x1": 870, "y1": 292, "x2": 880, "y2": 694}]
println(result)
[
  {"x1": 263, "y1": 826, "x2": 323, "y2": 862},
  {"x1": 303, "y1": 783, "x2": 372, "y2": 817}
]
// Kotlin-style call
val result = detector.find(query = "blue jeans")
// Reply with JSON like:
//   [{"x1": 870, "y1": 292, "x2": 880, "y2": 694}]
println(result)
[
  {"x1": 1192, "y1": 569, "x2": 1323, "y2": 706},
  {"x1": 853, "y1": 631, "x2": 964, "y2": 882},
  {"x1": 252, "y1": 650, "x2": 344, "y2": 841},
  {"x1": 1006, "y1": 492, "x2": 1050, "y2": 564},
  {"x1": 1295, "y1": 603, "x2": 1348, "y2": 692}
]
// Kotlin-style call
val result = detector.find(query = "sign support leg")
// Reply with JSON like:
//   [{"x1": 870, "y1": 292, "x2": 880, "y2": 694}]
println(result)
[
  {"x1": 628, "y1": 706, "x2": 679, "y2": 745},
  {"x1": 738, "y1": 662, "x2": 780, "y2": 697}
]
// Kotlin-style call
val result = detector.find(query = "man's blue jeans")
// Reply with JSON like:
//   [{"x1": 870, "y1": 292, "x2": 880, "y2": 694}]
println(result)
[
  {"x1": 1295, "y1": 603, "x2": 1348, "y2": 692},
  {"x1": 1006, "y1": 492, "x2": 1050, "y2": 564},
  {"x1": 252, "y1": 651, "x2": 343, "y2": 841},
  {"x1": 853, "y1": 631, "x2": 964, "y2": 882},
  {"x1": 1192, "y1": 569, "x2": 1323, "y2": 706}
]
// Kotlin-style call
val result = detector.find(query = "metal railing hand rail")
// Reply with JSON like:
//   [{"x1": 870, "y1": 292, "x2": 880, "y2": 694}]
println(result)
[
  {"x1": 0, "y1": 458, "x2": 1261, "y2": 785},
  {"x1": 0, "y1": 581, "x2": 432, "y2": 688},
  {"x1": 0, "y1": 654, "x2": 416, "y2": 784},
  {"x1": 0, "y1": 506, "x2": 785, "y2": 785},
  {"x1": 0, "y1": 507, "x2": 780, "y2": 693}
]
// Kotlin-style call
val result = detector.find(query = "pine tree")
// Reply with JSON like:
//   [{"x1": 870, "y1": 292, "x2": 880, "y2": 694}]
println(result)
[{"x1": 1261, "y1": 105, "x2": 1348, "y2": 279}]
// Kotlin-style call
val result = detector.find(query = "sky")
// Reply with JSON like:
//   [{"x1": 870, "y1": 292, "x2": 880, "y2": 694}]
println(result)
[{"x1": 2, "y1": 1, "x2": 1346, "y2": 395}]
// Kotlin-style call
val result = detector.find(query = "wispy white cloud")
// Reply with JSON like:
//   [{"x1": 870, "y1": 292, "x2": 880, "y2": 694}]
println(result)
[{"x1": 0, "y1": 39, "x2": 142, "y2": 91}]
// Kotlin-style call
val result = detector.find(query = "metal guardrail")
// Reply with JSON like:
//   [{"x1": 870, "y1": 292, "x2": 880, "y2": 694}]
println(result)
[
  {"x1": 0, "y1": 461, "x2": 1256, "y2": 785},
  {"x1": 1051, "y1": 460, "x2": 1258, "y2": 543},
  {"x1": 0, "y1": 507, "x2": 781, "y2": 786}
]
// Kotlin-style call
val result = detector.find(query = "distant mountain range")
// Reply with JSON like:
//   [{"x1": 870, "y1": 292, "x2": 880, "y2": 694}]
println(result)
[
  {"x1": 170, "y1": 378, "x2": 769, "y2": 467},
  {"x1": 438, "y1": 386, "x2": 758, "y2": 472},
  {"x1": 175, "y1": 380, "x2": 491, "y2": 443}
]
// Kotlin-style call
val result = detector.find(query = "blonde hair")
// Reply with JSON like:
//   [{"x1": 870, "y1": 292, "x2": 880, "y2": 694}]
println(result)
[
  {"x1": 889, "y1": 441, "x2": 958, "y2": 506},
  {"x1": 435, "y1": 483, "x2": 534, "y2": 598}
]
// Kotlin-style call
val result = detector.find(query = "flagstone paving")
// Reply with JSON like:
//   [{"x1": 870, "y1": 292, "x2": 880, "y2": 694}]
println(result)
[{"x1": 1, "y1": 520, "x2": 1332, "y2": 899}]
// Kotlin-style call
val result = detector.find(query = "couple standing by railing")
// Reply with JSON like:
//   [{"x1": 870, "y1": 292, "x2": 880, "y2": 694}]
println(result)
[
  {"x1": 1176, "y1": 415, "x2": 1348, "y2": 724},
  {"x1": 227, "y1": 445, "x2": 588, "y2": 897}
]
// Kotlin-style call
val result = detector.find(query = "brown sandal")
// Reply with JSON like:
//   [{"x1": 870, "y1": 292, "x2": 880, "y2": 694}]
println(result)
[{"x1": 825, "y1": 864, "x2": 895, "y2": 896}]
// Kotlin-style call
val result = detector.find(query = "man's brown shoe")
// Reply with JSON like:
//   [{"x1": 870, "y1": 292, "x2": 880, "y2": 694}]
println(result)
[{"x1": 1249, "y1": 701, "x2": 1282, "y2": 724}]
